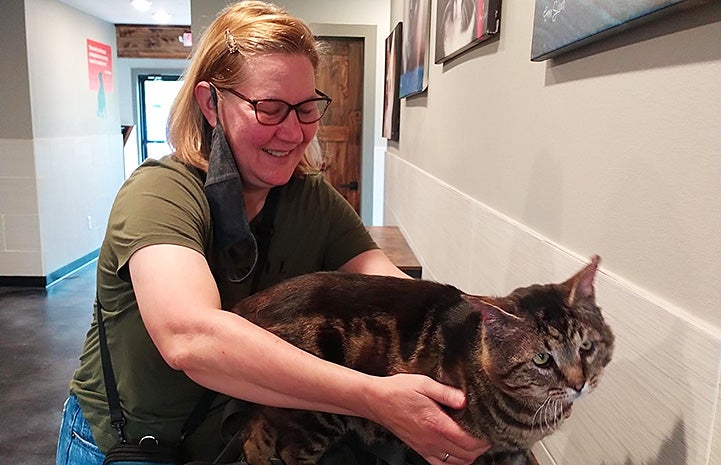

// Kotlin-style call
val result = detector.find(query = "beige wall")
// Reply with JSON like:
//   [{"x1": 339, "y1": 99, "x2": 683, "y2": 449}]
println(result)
[
  {"x1": 0, "y1": 0, "x2": 39, "y2": 275},
  {"x1": 0, "y1": 0, "x2": 33, "y2": 140},
  {"x1": 0, "y1": 0, "x2": 124, "y2": 278},
  {"x1": 386, "y1": 1, "x2": 720, "y2": 465}
]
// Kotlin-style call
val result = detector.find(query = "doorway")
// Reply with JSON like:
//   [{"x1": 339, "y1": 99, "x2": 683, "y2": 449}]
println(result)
[
  {"x1": 137, "y1": 74, "x2": 183, "y2": 161},
  {"x1": 312, "y1": 24, "x2": 377, "y2": 224},
  {"x1": 316, "y1": 36, "x2": 365, "y2": 214}
]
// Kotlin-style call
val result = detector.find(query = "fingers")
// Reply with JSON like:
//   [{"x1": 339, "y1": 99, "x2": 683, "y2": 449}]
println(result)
[
  {"x1": 369, "y1": 374, "x2": 491, "y2": 465},
  {"x1": 421, "y1": 376, "x2": 467, "y2": 410},
  {"x1": 419, "y1": 378, "x2": 491, "y2": 449},
  {"x1": 423, "y1": 450, "x2": 480, "y2": 465},
  {"x1": 426, "y1": 451, "x2": 465, "y2": 465},
  {"x1": 423, "y1": 412, "x2": 491, "y2": 463},
  {"x1": 414, "y1": 378, "x2": 492, "y2": 464}
]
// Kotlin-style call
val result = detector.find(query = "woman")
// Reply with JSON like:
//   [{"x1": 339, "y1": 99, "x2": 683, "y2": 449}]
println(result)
[{"x1": 56, "y1": 2, "x2": 489, "y2": 464}]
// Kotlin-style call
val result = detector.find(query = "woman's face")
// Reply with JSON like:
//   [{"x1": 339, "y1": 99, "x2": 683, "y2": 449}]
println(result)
[{"x1": 217, "y1": 53, "x2": 319, "y2": 192}]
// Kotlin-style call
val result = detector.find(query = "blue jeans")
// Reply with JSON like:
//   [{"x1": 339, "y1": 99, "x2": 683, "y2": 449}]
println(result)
[{"x1": 56, "y1": 395, "x2": 176, "y2": 465}]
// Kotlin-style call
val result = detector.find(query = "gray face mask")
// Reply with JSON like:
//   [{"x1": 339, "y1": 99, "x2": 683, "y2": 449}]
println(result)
[{"x1": 204, "y1": 84, "x2": 257, "y2": 283}]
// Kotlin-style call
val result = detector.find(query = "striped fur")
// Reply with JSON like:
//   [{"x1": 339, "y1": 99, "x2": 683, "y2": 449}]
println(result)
[{"x1": 230, "y1": 257, "x2": 614, "y2": 465}]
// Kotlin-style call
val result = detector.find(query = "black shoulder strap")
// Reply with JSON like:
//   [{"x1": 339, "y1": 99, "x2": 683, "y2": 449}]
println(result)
[
  {"x1": 95, "y1": 294, "x2": 128, "y2": 443},
  {"x1": 250, "y1": 186, "x2": 280, "y2": 294},
  {"x1": 97, "y1": 293, "x2": 218, "y2": 445}
]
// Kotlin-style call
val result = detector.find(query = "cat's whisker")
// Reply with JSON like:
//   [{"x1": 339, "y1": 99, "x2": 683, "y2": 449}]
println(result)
[
  {"x1": 549, "y1": 402, "x2": 556, "y2": 431},
  {"x1": 546, "y1": 396, "x2": 563, "y2": 431},
  {"x1": 540, "y1": 399, "x2": 552, "y2": 432},
  {"x1": 532, "y1": 396, "x2": 552, "y2": 433},
  {"x1": 553, "y1": 400, "x2": 561, "y2": 429},
  {"x1": 531, "y1": 403, "x2": 542, "y2": 432},
  {"x1": 545, "y1": 403, "x2": 553, "y2": 431}
]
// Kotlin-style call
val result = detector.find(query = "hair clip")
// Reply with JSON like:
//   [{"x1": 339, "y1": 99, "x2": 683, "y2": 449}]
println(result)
[{"x1": 225, "y1": 28, "x2": 239, "y2": 54}]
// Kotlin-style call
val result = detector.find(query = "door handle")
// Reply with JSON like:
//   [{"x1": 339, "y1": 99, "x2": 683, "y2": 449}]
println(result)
[{"x1": 340, "y1": 181, "x2": 359, "y2": 191}]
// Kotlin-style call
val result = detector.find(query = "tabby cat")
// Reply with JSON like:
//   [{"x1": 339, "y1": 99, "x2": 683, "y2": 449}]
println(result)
[{"x1": 228, "y1": 255, "x2": 614, "y2": 465}]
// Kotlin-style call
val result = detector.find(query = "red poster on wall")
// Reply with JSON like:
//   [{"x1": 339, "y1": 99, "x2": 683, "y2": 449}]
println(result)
[{"x1": 87, "y1": 39, "x2": 113, "y2": 92}]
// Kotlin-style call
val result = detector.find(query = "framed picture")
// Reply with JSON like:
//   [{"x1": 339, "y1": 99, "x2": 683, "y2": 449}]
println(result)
[
  {"x1": 435, "y1": 0, "x2": 502, "y2": 64},
  {"x1": 531, "y1": 0, "x2": 709, "y2": 61},
  {"x1": 400, "y1": 0, "x2": 431, "y2": 98},
  {"x1": 383, "y1": 22, "x2": 403, "y2": 141}
]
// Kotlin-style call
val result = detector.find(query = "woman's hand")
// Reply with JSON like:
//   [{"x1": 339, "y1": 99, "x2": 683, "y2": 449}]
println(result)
[{"x1": 363, "y1": 373, "x2": 491, "y2": 465}]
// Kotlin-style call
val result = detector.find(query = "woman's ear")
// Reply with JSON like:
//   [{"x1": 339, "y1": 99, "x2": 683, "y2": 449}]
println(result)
[{"x1": 195, "y1": 81, "x2": 217, "y2": 128}]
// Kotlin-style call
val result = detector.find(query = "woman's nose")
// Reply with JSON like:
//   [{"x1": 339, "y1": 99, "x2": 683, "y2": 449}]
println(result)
[{"x1": 275, "y1": 110, "x2": 305, "y2": 143}]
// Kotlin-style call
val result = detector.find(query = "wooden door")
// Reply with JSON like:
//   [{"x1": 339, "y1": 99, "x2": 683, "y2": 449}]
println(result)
[{"x1": 315, "y1": 37, "x2": 364, "y2": 214}]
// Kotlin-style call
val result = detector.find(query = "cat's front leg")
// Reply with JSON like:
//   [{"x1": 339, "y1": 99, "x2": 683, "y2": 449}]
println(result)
[
  {"x1": 271, "y1": 411, "x2": 347, "y2": 465},
  {"x1": 242, "y1": 412, "x2": 279, "y2": 465}
]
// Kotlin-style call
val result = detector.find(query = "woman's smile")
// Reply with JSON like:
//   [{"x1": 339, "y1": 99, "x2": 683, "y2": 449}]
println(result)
[{"x1": 262, "y1": 148, "x2": 292, "y2": 158}]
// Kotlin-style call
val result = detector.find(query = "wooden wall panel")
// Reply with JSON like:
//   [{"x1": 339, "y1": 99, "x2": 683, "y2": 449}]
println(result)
[{"x1": 116, "y1": 25, "x2": 191, "y2": 59}]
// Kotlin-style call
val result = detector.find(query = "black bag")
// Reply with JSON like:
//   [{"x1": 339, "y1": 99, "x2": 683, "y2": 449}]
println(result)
[
  {"x1": 102, "y1": 438, "x2": 252, "y2": 465},
  {"x1": 103, "y1": 438, "x2": 180, "y2": 465}
]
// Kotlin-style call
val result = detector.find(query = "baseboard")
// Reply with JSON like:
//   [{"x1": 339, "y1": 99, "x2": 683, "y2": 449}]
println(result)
[{"x1": 0, "y1": 249, "x2": 99, "y2": 288}]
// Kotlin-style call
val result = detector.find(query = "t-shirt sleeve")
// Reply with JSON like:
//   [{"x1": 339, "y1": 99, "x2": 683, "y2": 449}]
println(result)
[
  {"x1": 316, "y1": 177, "x2": 378, "y2": 270},
  {"x1": 107, "y1": 161, "x2": 211, "y2": 281}
]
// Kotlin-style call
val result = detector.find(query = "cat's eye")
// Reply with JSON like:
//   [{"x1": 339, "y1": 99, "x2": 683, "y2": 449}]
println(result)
[
  {"x1": 532, "y1": 352, "x2": 552, "y2": 367},
  {"x1": 580, "y1": 340, "x2": 594, "y2": 353}
]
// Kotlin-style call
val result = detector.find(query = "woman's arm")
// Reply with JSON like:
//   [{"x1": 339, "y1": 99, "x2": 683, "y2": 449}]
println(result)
[
  {"x1": 130, "y1": 244, "x2": 489, "y2": 464},
  {"x1": 339, "y1": 248, "x2": 411, "y2": 278},
  {"x1": 130, "y1": 244, "x2": 364, "y2": 413}
]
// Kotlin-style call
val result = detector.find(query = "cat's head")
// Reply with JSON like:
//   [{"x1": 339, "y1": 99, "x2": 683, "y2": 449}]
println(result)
[{"x1": 474, "y1": 255, "x2": 614, "y2": 415}]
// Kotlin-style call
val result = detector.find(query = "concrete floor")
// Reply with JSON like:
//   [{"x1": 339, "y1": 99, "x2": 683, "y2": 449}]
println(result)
[{"x1": 0, "y1": 262, "x2": 96, "y2": 465}]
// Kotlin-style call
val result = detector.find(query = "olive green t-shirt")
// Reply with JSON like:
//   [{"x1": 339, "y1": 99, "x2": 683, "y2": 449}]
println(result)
[{"x1": 69, "y1": 156, "x2": 376, "y2": 459}]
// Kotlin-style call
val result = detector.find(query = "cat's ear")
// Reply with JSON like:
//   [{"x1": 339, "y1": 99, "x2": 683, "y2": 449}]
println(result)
[{"x1": 567, "y1": 255, "x2": 600, "y2": 305}]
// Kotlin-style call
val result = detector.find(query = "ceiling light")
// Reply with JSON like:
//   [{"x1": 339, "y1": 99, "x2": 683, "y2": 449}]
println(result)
[
  {"x1": 130, "y1": 0, "x2": 152, "y2": 11},
  {"x1": 153, "y1": 9, "x2": 172, "y2": 24}
]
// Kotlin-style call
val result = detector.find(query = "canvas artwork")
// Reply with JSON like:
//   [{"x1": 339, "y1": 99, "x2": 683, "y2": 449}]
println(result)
[
  {"x1": 531, "y1": 0, "x2": 707, "y2": 61},
  {"x1": 400, "y1": 0, "x2": 431, "y2": 98},
  {"x1": 383, "y1": 22, "x2": 403, "y2": 141},
  {"x1": 435, "y1": 0, "x2": 502, "y2": 63}
]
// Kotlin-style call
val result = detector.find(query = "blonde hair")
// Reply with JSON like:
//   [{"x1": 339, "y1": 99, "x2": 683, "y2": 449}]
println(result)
[{"x1": 167, "y1": 1, "x2": 323, "y2": 174}]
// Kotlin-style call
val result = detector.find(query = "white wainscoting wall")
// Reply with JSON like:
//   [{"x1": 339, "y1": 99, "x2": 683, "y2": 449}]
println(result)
[{"x1": 384, "y1": 152, "x2": 721, "y2": 465}]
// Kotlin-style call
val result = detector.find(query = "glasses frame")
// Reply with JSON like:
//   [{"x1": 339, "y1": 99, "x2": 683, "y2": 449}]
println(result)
[{"x1": 216, "y1": 86, "x2": 332, "y2": 126}]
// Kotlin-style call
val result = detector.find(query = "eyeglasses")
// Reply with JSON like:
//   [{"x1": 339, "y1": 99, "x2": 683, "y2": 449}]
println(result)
[{"x1": 216, "y1": 86, "x2": 332, "y2": 125}]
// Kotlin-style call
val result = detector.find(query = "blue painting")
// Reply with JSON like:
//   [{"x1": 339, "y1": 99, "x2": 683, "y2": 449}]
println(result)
[
  {"x1": 531, "y1": 0, "x2": 703, "y2": 61},
  {"x1": 400, "y1": 0, "x2": 431, "y2": 98}
]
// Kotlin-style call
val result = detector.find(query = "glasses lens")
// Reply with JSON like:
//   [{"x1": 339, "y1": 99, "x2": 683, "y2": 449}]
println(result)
[
  {"x1": 255, "y1": 100, "x2": 290, "y2": 125},
  {"x1": 295, "y1": 100, "x2": 328, "y2": 124}
]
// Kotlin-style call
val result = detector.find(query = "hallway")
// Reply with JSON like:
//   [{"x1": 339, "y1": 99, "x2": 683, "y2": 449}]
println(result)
[{"x1": 0, "y1": 262, "x2": 96, "y2": 464}]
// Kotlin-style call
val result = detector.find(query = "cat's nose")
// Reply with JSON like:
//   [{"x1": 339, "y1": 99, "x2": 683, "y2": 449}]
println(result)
[{"x1": 564, "y1": 365, "x2": 585, "y2": 392}]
